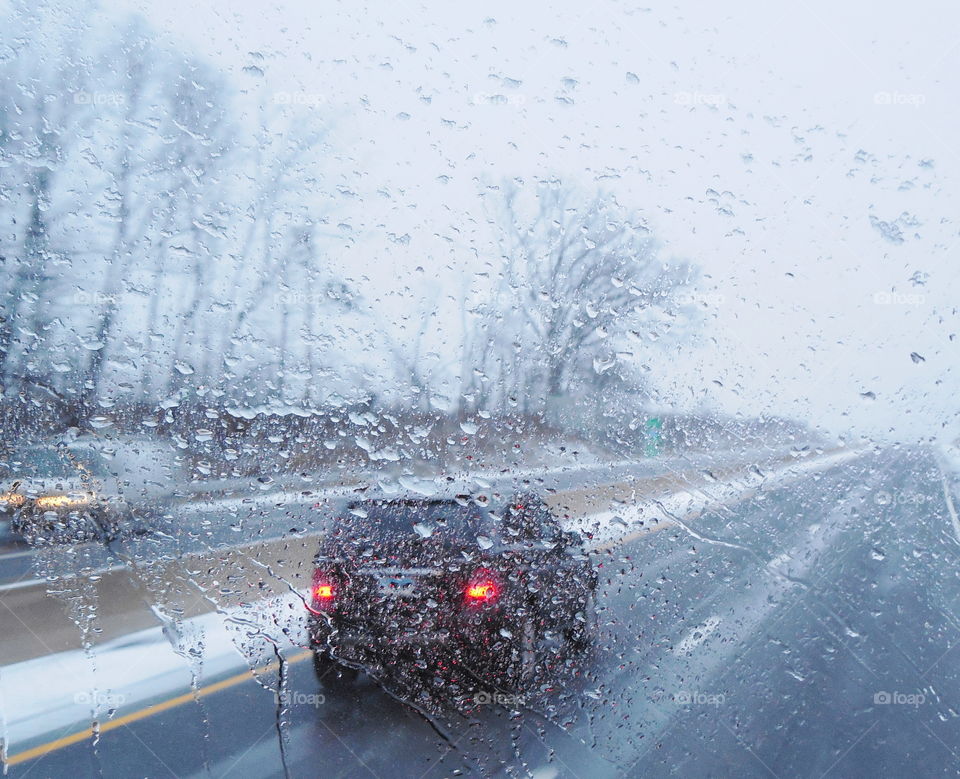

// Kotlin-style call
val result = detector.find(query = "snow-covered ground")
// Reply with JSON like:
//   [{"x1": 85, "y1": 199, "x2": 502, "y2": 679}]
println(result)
[
  {"x1": 0, "y1": 593, "x2": 311, "y2": 753},
  {"x1": 568, "y1": 447, "x2": 864, "y2": 551}
]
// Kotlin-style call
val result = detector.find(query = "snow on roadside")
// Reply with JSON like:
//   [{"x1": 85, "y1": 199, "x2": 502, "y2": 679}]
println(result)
[
  {"x1": 933, "y1": 445, "x2": 960, "y2": 545},
  {"x1": 568, "y1": 447, "x2": 863, "y2": 552},
  {"x1": 0, "y1": 592, "x2": 310, "y2": 753},
  {"x1": 938, "y1": 442, "x2": 960, "y2": 476}
]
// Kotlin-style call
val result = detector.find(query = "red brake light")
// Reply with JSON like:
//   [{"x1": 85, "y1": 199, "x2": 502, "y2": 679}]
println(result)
[
  {"x1": 308, "y1": 569, "x2": 336, "y2": 612},
  {"x1": 467, "y1": 582, "x2": 497, "y2": 600},
  {"x1": 465, "y1": 569, "x2": 500, "y2": 604}
]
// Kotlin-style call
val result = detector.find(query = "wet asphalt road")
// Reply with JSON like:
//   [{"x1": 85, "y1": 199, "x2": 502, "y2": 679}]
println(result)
[
  {"x1": 0, "y1": 448, "x2": 783, "y2": 587},
  {"x1": 7, "y1": 447, "x2": 960, "y2": 778}
]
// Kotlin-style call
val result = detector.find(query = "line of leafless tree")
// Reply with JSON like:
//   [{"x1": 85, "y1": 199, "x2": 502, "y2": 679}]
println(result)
[
  {"x1": 0, "y1": 1, "x2": 351, "y2": 422},
  {"x1": 0, "y1": 1, "x2": 700, "y2": 437},
  {"x1": 389, "y1": 181, "x2": 698, "y2": 421}
]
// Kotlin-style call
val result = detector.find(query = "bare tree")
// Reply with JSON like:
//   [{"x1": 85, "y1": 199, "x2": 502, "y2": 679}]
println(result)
[
  {"x1": 467, "y1": 181, "x2": 696, "y2": 418},
  {"x1": 215, "y1": 101, "x2": 331, "y2": 381},
  {"x1": 0, "y1": 2, "x2": 353, "y2": 420},
  {"x1": 0, "y1": 0, "x2": 93, "y2": 393}
]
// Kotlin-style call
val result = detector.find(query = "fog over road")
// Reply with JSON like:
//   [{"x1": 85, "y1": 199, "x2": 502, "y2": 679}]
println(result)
[{"x1": 4, "y1": 446, "x2": 959, "y2": 777}]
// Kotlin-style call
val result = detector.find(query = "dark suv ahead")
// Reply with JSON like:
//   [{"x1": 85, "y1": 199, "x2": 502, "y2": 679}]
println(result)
[{"x1": 306, "y1": 494, "x2": 597, "y2": 692}]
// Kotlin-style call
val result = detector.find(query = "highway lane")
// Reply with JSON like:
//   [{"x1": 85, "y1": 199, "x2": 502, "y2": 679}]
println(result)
[
  {"x1": 636, "y1": 447, "x2": 960, "y2": 777},
  {"x1": 0, "y1": 445, "x2": 792, "y2": 586},
  {"x1": 0, "y1": 446, "x2": 807, "y2": 665},
  {"x1": 8, "y1": 447, "x2": 959, "y2": 777}
]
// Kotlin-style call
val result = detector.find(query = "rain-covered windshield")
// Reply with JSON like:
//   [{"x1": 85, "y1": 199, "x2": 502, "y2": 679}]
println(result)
[{"x1": 2, "y1": 1, "x2": 959, "y2": 777}]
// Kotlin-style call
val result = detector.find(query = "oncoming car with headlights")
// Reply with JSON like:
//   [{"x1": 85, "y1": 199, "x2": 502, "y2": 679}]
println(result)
[
  {"x1": 0, "y1": 445, "x2": 122, "y2": 542},
  {"x1": 305, "y1": 493, "x2": 598, "y2": 692}
]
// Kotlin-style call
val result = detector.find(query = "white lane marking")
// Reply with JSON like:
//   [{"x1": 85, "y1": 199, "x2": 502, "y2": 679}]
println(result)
[
  {"x1": 0, "y1": 577, "x2": 46, "y2": 592},
  {"x1": 0, "y1": 563, "x2": 128, "y2": 593},
  {"x1": 767, "y1": 552, "x2": 792, "y2": 571},
  {"x1": 932, "y1": 450, "x2": 960, "y2": 546},
  {"x1": 586, "y1": 448, "x2": 864, "y2": 554},
  {"x1": 940, "y1": 474, "x2": 960, "y2": 545},
  {"x1": 0, "y1": 549, "x2": 35, "y2": 560},
  {"x1": 674, "y1": 615, "x2": 721, "y2": 655}
]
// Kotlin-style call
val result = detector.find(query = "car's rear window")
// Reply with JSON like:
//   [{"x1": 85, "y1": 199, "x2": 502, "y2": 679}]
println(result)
[{"x1": 346, "y1": 499, "x2": 494, "y2": 542}]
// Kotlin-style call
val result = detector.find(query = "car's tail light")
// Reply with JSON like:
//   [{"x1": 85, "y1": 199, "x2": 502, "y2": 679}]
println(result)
[
  {"x1": 308, "y1": 569, "x2": 337, "y2": 612},
  {"x1": 465, "y1": 569, "x2": 500, "y2": 605}
]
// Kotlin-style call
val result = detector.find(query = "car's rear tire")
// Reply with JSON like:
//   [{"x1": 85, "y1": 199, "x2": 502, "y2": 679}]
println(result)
[
  {"x1": 313, "y1": 650, "x2": 359, "y2": 689},
  {"x1": 518, "y1": 617, "x2": 538, "y2": 683},
  {"x1": 488, "y1": 616, "x2": 539, "y2": 692},
  {"x1": 13, "y1": 509, "x2": 104, "y2": 545},
  {"x1": 569, "y1": 588, "x2": 598, "y2": 652}
]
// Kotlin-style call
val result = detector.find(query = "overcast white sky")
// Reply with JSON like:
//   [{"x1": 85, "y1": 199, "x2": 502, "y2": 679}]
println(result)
[{"x1": 114, "y1": 0, "x2": 960, "y2": 443}]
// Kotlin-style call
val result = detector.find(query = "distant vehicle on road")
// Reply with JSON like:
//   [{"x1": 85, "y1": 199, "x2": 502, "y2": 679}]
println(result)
[
  {"x1": 0, "y1": 436, "x2": 178, "y2": 543},
  {"x1": 306, "y1": 493, "x2": 598, "y2": 693},
  {"x1": 0, "y1": 445, "x2": 121, "y2": 543}
]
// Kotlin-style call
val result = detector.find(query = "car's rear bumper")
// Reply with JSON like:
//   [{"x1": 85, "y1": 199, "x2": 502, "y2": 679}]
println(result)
[{"x1": 310, "y1": 612, "x2": 505, "y2": 657}]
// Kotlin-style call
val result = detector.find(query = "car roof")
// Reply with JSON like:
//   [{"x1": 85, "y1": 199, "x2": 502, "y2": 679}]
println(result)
[{"x1": 348, "y1": 483, "x2": 500, "y2": 505}]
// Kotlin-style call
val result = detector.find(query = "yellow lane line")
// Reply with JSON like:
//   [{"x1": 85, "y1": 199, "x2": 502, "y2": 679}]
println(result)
[{"x1": 4, "y1": 649, "x2": 313, "y2": 768}]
